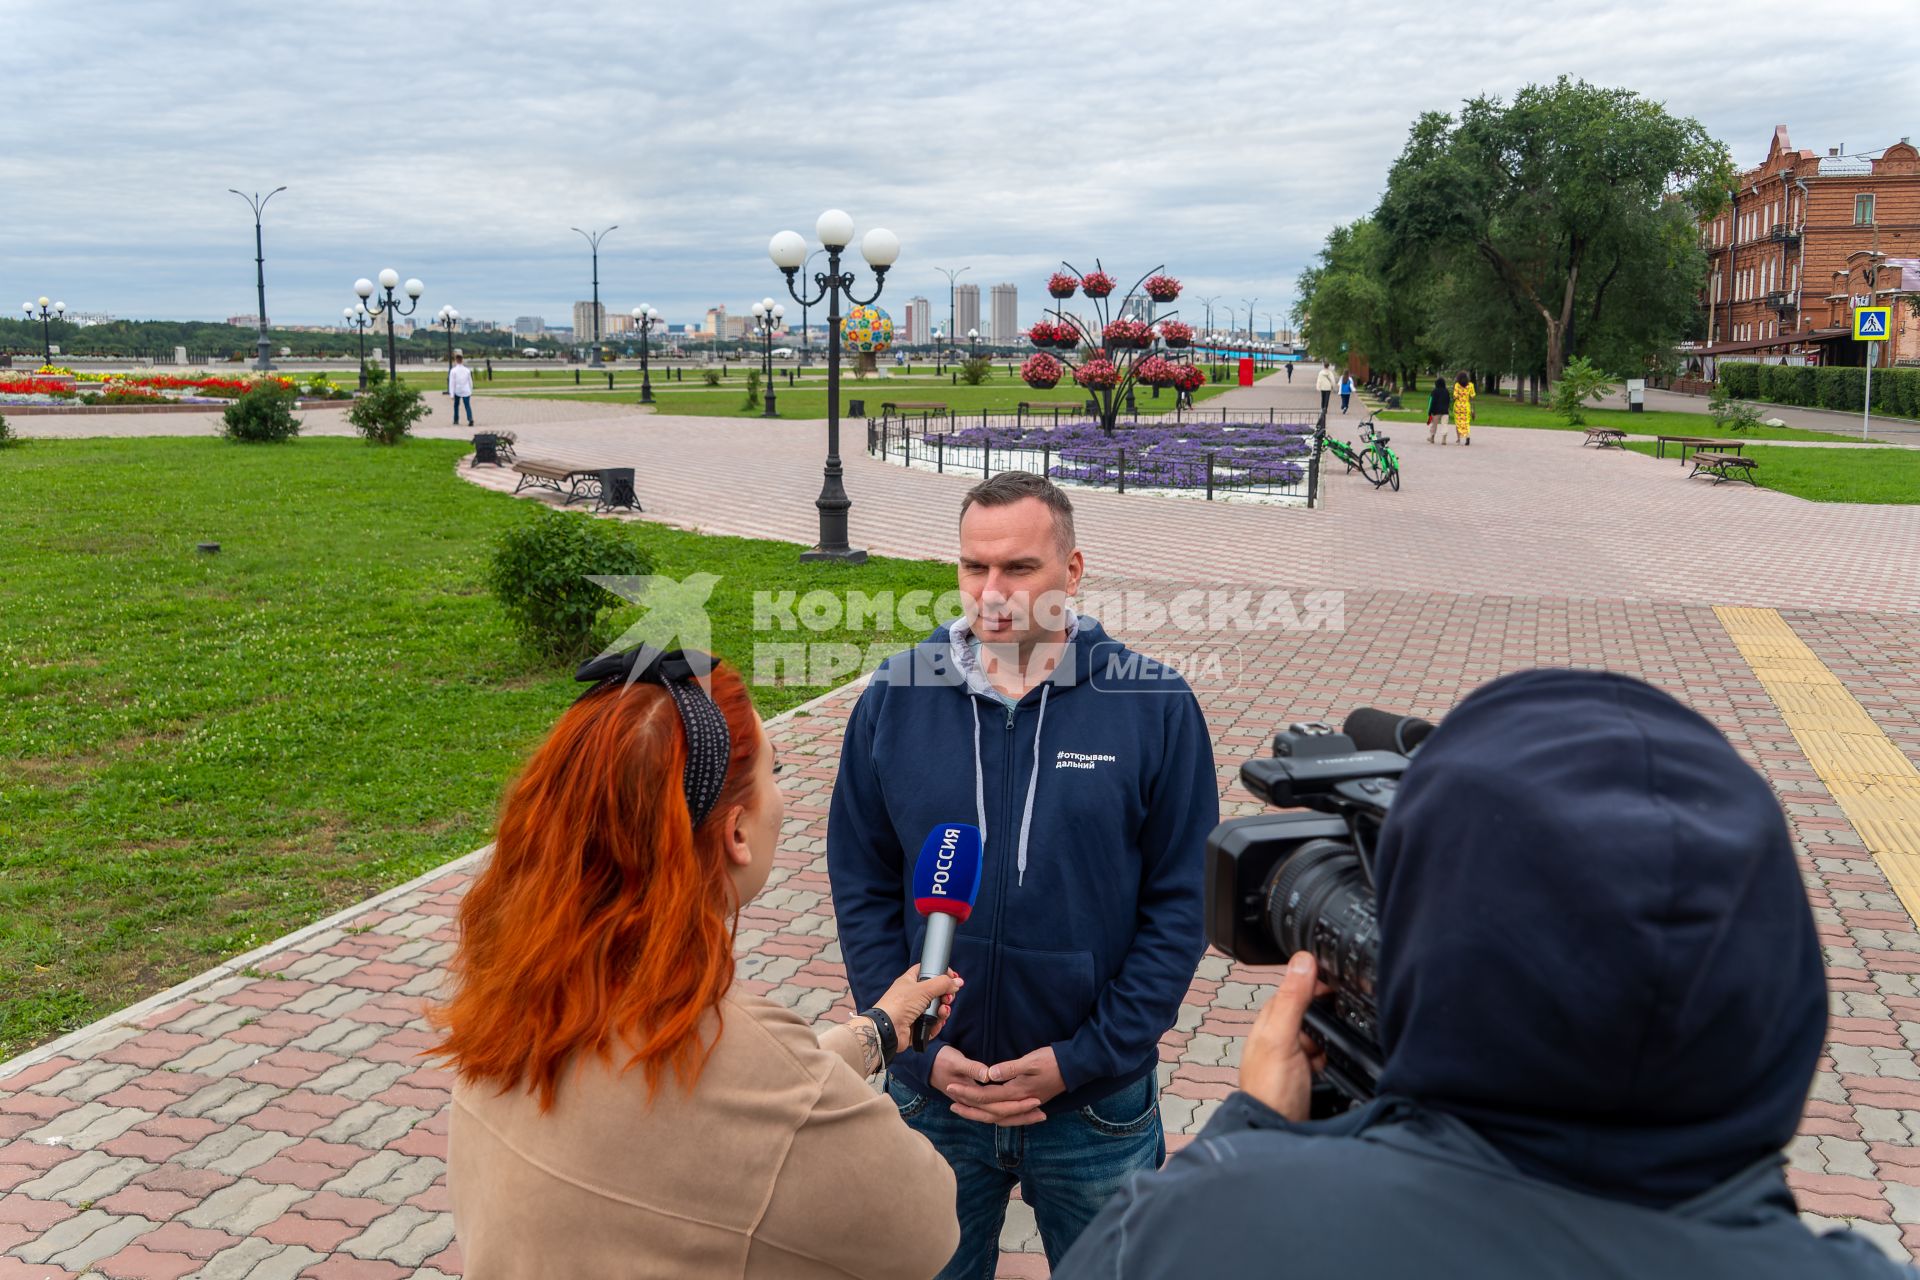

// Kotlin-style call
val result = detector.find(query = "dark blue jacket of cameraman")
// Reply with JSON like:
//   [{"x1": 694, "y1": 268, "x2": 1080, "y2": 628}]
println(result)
[{"x1": 1058, "y1": 669, "x2": 1915, "y2": 1279}]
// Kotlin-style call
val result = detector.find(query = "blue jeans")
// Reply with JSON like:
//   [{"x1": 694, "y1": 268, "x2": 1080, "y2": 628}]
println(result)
[
  {"x1": 452, "y1": 394, "x2": 473, "y2": 424},
  {"x1": 887, "y1": 1070, "x2": 1164, "y2": 1278}
]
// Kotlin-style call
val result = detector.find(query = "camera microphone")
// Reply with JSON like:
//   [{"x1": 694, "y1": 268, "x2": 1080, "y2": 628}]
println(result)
[
  {"x1": 1342, "y1": 707, "x2": 1436, "y2": 755},
  {"x1": 910, "y1": 823, "x2": 983, "y2": 1051}
]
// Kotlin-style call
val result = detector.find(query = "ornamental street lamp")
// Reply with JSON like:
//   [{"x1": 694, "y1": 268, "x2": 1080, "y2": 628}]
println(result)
[
  {"x1": 967, "y1": 327, "x2": 979, "y2": 358},
  {"x1": 571, "y1": 224, "x2": 616, "y2": 367},
  {"x1": 769, "y1": 209, "x2": 899, "y2": 564},
  {"x1": 630, "y1": 305, "x2": 662, "y2": 403},
  {"x1": 22, "y1": 297, "x2": 64, "y2": 364},
  {"x1": 436, "y1": 305, "x2": 460, "y2": 366},
  {"x1": 355, "y1": 269, "x2": 424, "y2": 379},
  {"x1": 751, "y1": 297, "x2": 785, "y2": 418},
  {"x1": 343, "y1": 303, "x2": 373, "y2": 390},
  {"x1": 1241, "y1": 297, "x2": 1258, "y2": 348},
  {"x1": 228, "y1": 186, "x2": 286, "y2": 372},
  {"x1": 936, "y1": 265, "x2": 969, "y2": 367}
]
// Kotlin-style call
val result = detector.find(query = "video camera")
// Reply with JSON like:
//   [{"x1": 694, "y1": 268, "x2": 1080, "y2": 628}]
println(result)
[{"x1": 1203, "y1": 708, "x2": 1435, "y2": 1109}]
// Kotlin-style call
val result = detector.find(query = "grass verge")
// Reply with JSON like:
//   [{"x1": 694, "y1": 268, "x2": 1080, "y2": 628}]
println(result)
[
  {"x1": 1621, "y1": 441, "x2": 1920, "y2": 503},
  {"x1": 1379, "y1": 399, "x2": 1860, "y2": 444}
]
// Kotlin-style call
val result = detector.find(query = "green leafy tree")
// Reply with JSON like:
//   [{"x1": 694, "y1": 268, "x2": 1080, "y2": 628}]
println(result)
[
  {"x1": 1294, "y1": 218, "x2": 1435, "y2": 388},
  {"x1": 1550, "y1": 356, "x2": 1618, "y2": 425}
]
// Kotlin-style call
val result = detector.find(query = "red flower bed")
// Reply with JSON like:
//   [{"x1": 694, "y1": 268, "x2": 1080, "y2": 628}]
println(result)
[
  {"x1": 1079, "y1": 271, "x2": 1116, "y2": 298},
  {"x1": 1101, "y1": 319, "x2": 1151, "y2": 349},
  {"x1": 1047, "y1": 272, "x2": 1079, "y2": 299},
  {"x1": 0, "y1": 376, "x2": 79, "y2": 397},
  {"x1": 1021, "y1": 353, "x2": 1064, "y2": 389},
  {"x1": 1158, "y1": 320, "x2": 1194, "y2": 348},
  {"x1": 1073, "y1": 359, "x2": 1122, "y2": 390},
  {"x1": 1144, "y1": 274, "x2": 1182, "y2": 302}
]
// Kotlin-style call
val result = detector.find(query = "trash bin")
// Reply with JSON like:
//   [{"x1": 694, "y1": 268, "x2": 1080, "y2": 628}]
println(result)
[
  {"x1": 595, "y1": 468, "x2": 641, "y2": 513},
  {"x1": 1626, "y1": 379, "x2": 1646, "y2": 414}
]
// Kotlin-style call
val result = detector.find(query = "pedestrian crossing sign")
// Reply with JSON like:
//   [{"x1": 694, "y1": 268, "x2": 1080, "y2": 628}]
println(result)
[{"x1": 1854, "y1": 306, "x2": 1891, "y2": 341}]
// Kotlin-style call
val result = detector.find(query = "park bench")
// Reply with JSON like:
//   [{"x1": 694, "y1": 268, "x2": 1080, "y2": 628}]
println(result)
[
  {"x1": 881, "y1": 401, "x2": 949, "y2": 416},
  {"x1": 511, "y1": 458, "x2": 603, "y2": 504},
  {"x1": 1688, "y1": 452, "x2": 1759, "y2": 486},
  {"x1": 1656, "y1": 435, "x2": 1740, "y2": 463},
  {"x1": 1582, "y1": 426, "x2": 1627, "y2": 449}
]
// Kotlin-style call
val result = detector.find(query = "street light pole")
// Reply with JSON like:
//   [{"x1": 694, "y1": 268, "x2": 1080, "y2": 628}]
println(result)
[
  {"x1": 770, "y1": 210, "x2": 899, "y2": 564},
  {"x1": 229, "y1": 186, "x2": 286, "y2": 372},
  {"x1": 355, "y1": 269, "x2": 424, "y2": 379},
  {"x1": 752, "y1": 297, "x2": 784, "y2": 418},
  {"x1": 630, "y1": 305, "x2": 662, "y2": 404},
  {"x1": 571, "y1": 225, "x2": 616, "y2": 367},
  {"x1": 343, "y1": 303, "x2": 372, "y2": 390},
  {"x1": 936, "y1": 265, "x2": 969, "y2": 369},
  {"x1": 436, "y1": 306, "x2": 461, "y2": 366},
  {"x1": 23, "y1": 297, "x2": 64, "y2": 365},
  {"x1": 799, "y1": 248, "x2": 825, "y2": 368}
]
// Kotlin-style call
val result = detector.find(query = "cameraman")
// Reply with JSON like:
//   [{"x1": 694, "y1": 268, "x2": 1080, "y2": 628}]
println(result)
[{"x1": 1058, "y1": 670, "x2": 1914, "y2": 1278}]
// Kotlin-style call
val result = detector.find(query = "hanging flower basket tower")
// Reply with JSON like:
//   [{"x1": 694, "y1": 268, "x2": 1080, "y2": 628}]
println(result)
[{"x1": 1019, "y1": 259, "x2": 1194, "y2": 432}]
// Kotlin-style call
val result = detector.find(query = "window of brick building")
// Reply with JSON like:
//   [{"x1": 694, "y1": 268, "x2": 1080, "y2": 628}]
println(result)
[{"x1": 1856, "y1": 193, "x2": 1876, "y2": 225}]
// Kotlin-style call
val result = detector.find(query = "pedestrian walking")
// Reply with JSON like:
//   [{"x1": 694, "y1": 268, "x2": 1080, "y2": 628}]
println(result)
[
  {"x1": 1452, "y1": 371, "x2": 1476, "y2": 446},
  {"x1": 1284, "y1": 362, "x2": 1293, "y2": 383},
  {"x1": 1315, "y1": 363, "x2": 1336, "y2": 419},
  {"x1": 1339, "y1": 372, "x2": 1353, "y2": 415},
  {"x1": 449, "y1": 352, "x2": 475, "y2": 426},
  {"x1": 1426, "y1": 374, "x2": 1451, "y2": 444}
]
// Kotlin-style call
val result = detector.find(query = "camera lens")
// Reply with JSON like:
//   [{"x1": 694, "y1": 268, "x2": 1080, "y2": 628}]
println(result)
[{"x1": 1264, "y1": 838, "x2": 1379, "y2": 1004}]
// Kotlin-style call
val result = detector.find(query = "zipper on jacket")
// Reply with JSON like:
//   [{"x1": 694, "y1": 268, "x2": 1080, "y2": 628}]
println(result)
[{"x1": 984, "y1": 699, "x2": 1019, "y2": 1066}]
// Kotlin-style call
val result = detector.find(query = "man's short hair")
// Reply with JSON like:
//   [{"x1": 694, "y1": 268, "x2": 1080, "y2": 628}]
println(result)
[{"x1": 960, "y1": 471, "x2": 1076, "y2": 558}]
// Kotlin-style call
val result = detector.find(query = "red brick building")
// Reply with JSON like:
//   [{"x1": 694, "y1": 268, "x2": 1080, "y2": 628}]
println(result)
[{"x1": 1691, "y1": 126, "x2": 1919, "y2": 375}]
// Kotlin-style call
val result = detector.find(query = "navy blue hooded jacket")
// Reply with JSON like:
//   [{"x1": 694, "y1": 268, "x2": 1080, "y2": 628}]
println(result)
[
  {"x1": 1057, "y1": 670, "x2": 1912, "y2": 1277},
  {"x1": 827, "y1": 614, "x2": 1217, "y2": 1114}
]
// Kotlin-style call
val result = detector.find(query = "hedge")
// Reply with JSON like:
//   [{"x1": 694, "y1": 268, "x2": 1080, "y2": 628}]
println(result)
[{"x1": 1721, "y1": 361, "x2": 1920, "y2": 418}]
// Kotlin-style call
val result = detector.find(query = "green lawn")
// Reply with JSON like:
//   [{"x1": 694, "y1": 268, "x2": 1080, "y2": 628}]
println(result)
[
  {"x1": 1622, "y1": 442, "x2": 1920, "y2": 504},
  {"x1": 0, "y1": 436, "x2": 956, "y2": 1059},
  {"x1": 1379, "y1": 398, "x2": 1861, "y2": 444}
]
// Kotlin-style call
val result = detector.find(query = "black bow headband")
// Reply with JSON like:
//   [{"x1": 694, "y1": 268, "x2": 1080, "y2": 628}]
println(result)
[{"x1": 574, "y1": 645, "x2": 731, "y2": 828}]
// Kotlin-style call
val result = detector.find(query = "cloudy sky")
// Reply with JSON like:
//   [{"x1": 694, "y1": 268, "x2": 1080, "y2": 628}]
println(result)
[{"x1": 3, "y1": 0, "x2": 1914, "y2": 334}]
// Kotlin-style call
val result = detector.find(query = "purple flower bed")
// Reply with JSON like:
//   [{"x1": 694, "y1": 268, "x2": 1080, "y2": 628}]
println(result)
[{"x1": 939, "y1": 420, "x2": 1310, "y2": 491}]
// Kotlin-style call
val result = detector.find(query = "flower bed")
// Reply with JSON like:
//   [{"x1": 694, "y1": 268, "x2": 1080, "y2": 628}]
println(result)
[{"x1": 940, "y1": 419, "x2": 1311, "y2": 491}]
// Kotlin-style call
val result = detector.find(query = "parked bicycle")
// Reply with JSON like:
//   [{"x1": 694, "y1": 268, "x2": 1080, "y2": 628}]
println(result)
[{"x1": 1319, "y1": 418, "x2": 1400, "y2": 491}]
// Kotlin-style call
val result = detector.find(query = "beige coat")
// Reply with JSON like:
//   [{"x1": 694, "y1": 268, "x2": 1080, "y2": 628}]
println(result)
[{"x1": 450, "y1": 990, "x2": 959, "y2": 1279}]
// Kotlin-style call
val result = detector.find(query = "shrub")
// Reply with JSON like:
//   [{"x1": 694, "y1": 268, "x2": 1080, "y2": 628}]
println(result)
[
  {"x1": 1719, "y1": 362, "x2": 1761, "y2": 398},
  {"x1": 221, "y1": 383, "x2": 303, "y2": 443},
  {"x1": 348, "y1": 381, "x2": 429, "y2": 445},
  {"x1": 960, "y1": 356, "x2": 992, "y2": 386},
  {"x1": 701, "y1": 368, "x2": 722, "y2": 387},
  {"x1": 1707, "y1": 385, "x2": 1762, "y2": 432},
  {"x1": 0, "y1": 413, "x2": 17, "y2": 448},
  {"x1": 487, "y1": 508, "x2": 654, "y2": 659},
  {"x1": 363, "y1": 363, "x2": 389, "y2": 388},
  {"x1": 743, "y1": 369, "x2": 761, "y2": 411},
  {"x1": 1550, "y1": 356, "x2": 1617, "y2": 425}
]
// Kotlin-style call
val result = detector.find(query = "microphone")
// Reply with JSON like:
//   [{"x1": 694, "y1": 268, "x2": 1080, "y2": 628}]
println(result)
[
  {"x1": 1342, "y1": 707, "x2": 1437, "y2": 755},
  {"x1": 910, "y1": 823, "x2": 983, "y2": 1051}
]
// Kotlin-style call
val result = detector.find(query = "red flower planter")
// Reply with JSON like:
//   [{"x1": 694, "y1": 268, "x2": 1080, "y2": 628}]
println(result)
[
  {"x1": 1079, "y1": 271, "x2": 1116, "y2": 298},
  {"x1": 1047, "y1": 272, "x2": 1078, "y2": 299},
  {"x1": 1021, "y1": 353, "x2": 1064, "y2": 389},
  {"x1": 1144, "y1": 275, "x2": 1182, "y2": 302},
  {"x1": 1158, "y1": 321, "x2": 1194, "y2": 348}
]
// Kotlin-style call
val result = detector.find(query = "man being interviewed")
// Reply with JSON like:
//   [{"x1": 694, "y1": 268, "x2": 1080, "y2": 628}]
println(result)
[{"x1": 828, "y1": 471, "x2": 1219, "y2": 1276}]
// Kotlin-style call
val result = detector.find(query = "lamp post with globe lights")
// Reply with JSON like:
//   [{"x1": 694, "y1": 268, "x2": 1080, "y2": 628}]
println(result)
[
  {"x1": 967, "y1": 327, "x2": 979, "y2": 358},
  {"x1": 768, "y1": 210, "x2": 899, "y2": 564},
  {"x1": 630, "y1": 305, "x2": 662, "y2": 403},
  {"x1": 571, "y1": 224, "x2": 616, "y2": 367},
  {"x1": 343, "y1": 303, "x2": 373, "y2": 390},
  {"x1": 22, "y1": 298, "x2": 64, "y2": 364},
  {"x1": 435, "y1": 306, "x2": 460, "y2": 366},
  {"x1": 751, "y1": 297, "x2": 785, "y2": 418},
  {"x1": 355, "y1": 270, "x2": 424, "y2": 379}
]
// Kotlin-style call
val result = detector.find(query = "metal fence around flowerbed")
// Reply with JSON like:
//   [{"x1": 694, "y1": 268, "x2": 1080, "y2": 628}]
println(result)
[{"x1": 866, "y1": 412, "x2": 1322, "y2": 506}]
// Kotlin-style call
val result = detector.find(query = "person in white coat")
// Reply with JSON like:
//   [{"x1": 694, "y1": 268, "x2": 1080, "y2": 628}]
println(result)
[
  {"x1": 449, "y1": 352, "x2": 475, "y2": 426},
  {"x1": 1314, "y1": 364, "x2": 1336, "y2": 420}
]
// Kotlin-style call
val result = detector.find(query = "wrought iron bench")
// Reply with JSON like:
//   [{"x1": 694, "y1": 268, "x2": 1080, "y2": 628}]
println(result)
[
  {"x1": 1687, "y1": 452, "x2": 1759, "y2": 486},
  {"x1": 511, "y1": 459, "x2": 601, "y2": 503},
  {"x1": 1582, "y1": 427, "x2": 1627, "y2": 449},
  {"x1": 881, "y1": 401, "x2": 949, "y2": 416}
]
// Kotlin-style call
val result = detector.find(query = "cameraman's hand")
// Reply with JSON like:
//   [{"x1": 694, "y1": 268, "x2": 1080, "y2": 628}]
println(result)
[{"x1": 1240, "y1": 952, "x2": 1330, "y2": 1123}]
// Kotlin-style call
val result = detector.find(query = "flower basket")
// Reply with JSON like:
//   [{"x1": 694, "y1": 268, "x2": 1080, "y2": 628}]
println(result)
[
  {"x1": 1073, "y1": 359, "x2": 1122, "y2": 390},
  {"x1": 1135, "y1": 355, "x2": 1176, "y2": 387},
  {"x1": 1021, "y1": 353, "x2": 1063, "y2": 389},
  {"x1": 1158, "y1": 321, "x2": 1194, "y2": 349},
  {"x1": 1079, "y1": 271, "x2": 1116, "y2": 298},
  {"x1": 1144, "y1": 275, "x2": 1182, "y2": 302},
  {"x1": 1047, "y1": 272, "x2": 1078, "y2": 299},
  {"x1": 1102, "y1": 319, "x2": 1151, "y2": 350},
  {"x1": 1170, "y1": 362, "x2": 1205, "y2": 393}
]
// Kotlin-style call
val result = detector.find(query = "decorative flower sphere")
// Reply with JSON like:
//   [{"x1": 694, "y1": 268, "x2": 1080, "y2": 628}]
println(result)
[
  {"x1": 841, "y1": 305, "x2": 894, "y2": 353},
  {"x1": 1021, "y1": 353, "x2": 1063, "y2": 389},
  {"x1": 1144, "y1": 274, "x2": 1182, "y2": 302},
  {"x1": 1079, "y1": 271, "x2": 1116, "y2": 298},
  {"x1": 1047, "y1": 272, "x2": 1079, "y2": 299}
]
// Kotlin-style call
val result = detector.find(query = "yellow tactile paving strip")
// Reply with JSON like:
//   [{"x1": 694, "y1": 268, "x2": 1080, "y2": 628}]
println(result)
[{"x1": 1718, "y1": 606, "x2": 1920, "y2": 924}]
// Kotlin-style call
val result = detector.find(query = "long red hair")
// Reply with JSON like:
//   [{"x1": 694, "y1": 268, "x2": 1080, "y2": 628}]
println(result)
[{"x1": 433, "y1": 662, "x2": 761, "y2": 1110}]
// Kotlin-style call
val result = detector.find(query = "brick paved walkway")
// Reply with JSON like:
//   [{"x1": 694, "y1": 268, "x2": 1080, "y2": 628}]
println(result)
[{"x1": 7, "y1": 378, "x2": 1920, "y2": 1275}]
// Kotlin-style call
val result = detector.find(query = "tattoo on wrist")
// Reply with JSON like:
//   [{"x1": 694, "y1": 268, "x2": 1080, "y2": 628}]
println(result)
[{"x1": 853, "y1": 1017, "x2": 883, "y2": 1075}]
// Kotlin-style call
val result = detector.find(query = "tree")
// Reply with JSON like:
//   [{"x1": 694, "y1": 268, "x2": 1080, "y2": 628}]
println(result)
[
  {"x1": 1293, "y1": 218, "x2": 1434, "y2": 388},
  {"x1": 1375, "y1": 79, "x2": 1732, "y2": 381}
]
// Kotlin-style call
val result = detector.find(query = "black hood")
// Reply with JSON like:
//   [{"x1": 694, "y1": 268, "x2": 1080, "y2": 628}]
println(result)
[{"x1": 1373, "y1": 669, "x2": 1827, "y2": 1208}]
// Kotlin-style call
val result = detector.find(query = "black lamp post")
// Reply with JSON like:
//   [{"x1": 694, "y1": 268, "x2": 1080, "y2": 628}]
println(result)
[
  {"x1": 752, "y1": 296, "x2": 785, "y2": 418},
  {"x1": 798, "y1": 248, "x2": 825, "y2": 367},
  {"x1": 936, "y1": 265, "x2": 969, "y2": 369},
  {"x1": 343, "y1": 303, "x2": 373, "y2": 390},
  {"x1": 22, "y1": 297, "x2": 64, "y2": 364},
  {"x1": 354, "y1": 269, "x2": 424, "y2": 379},
  {"x1": 1241, "y1": 296, "x2": 1258, "y2": 358},
  {"x1": 770, "y1": 210, "x2": 899, "y2": 564},
  {"x1": 967, "y1": 327, "x2": 979, "y2": 359},
  {"x1": 228, "y1": 186, "x2": 286, "y2": 372},
  {"x1": 436, "y1": 306, "x2": 460, "y2": 366},
  {"x1": 572, "y1": 224, "x2": 616, "y2": 367},
  {"x1": 629, "y1": 305, "x2": 661, "y2": 403}
]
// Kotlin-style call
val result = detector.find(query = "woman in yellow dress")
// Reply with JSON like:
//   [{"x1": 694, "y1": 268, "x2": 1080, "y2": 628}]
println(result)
[{"x1": 1451, "y1": 372, "x2": 1476, "y2": 446}]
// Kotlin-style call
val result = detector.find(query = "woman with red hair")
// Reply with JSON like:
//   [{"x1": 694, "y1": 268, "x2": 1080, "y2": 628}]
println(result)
[{"x1": 438, "y1": 647, "x2": 962, "y2": 1278}]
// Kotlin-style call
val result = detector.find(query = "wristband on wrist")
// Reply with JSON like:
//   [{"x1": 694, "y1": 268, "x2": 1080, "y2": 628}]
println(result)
[{"x1": 857, "y1": 1007, "x2": 898, "y2": 1071}]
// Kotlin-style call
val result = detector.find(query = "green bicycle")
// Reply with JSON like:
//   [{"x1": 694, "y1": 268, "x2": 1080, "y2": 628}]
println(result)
[{"x1": 1320, "y1": 419, "x2": 1401, "y2": 491}]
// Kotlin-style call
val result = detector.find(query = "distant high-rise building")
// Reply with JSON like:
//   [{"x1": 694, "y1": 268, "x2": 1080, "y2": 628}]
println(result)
[
  {"x1": 513, "y1": 315, "x2": 545, "y2": 338},
  {"x1": 604, "y1": 312, "x2": 635, "y2": 335},
  {"x1": 990, "y1": 284, "x2": 1018, "y2": 343},
  {"x1": 573, "y1": 300, "x2": 607, "y2": 347},
  {"x1": 954, "y1": 284, "x2": 981, "y2": 341},
  {"x1": 704, "y1": 306, "x2": 729, "y2": 336},
  {"x1": 905, "y1": 296, "x2": 932, "y2": 345}
]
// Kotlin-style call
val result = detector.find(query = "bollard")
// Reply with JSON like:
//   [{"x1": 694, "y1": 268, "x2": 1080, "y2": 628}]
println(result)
[
  {"x1": 1206, "y1": 451, "x2": 1215, "y2": 501},
  {"x1": 607, "y1": 373, "x2": 614, "y2": 391},
  {"x1": 575, "y1": 368, "x2": 581, "y2": 385},
  {"x1": 1117, "y1": 448, "x2": 1126, "y2": 494}
]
